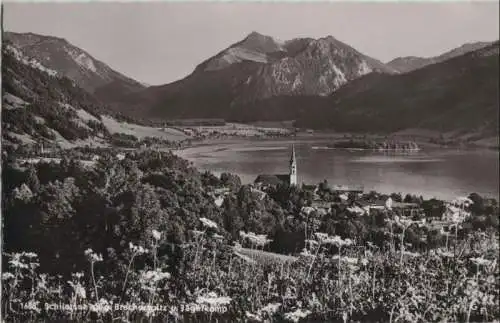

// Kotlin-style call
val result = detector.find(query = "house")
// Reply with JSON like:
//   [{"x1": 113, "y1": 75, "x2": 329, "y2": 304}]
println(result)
[
  {"x1": 353, "y1": 200, "x2": 388, "y2": 216},
  {"x1": 391, "y1": 201, "x2": 422, "y2": 218},
  {"x1": 214, "y1": 187, "x2": 231, "y2": 196},
  {"x1": 347, "y1": 205, "x2": 366, "y2": 216},
  {"x1": 330, "y1": 184, "x2": 364, "y2": 194},
  {"x1": 310, "y1": 200, "x2": 333, "y2": 210}
]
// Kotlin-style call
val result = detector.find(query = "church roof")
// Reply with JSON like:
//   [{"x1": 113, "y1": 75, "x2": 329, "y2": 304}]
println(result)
[{"x1": 254, "y1": 174, "x2": 289, "y2": 186}]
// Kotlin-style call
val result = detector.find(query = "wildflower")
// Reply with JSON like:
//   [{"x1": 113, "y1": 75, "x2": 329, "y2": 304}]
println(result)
[
  {"x1": 240, "y1": 231, "x2": 272, "y2": 247},
  {"x1": 402, "y1": 251, "x2": 420, "y2": 258},
  {"x1": 192, "y1": 230, "x2": 205, "y2": 237},
  {"x1": 152, "y1": 229, "x2": 162, "y2": 241},
  {"x1": 22, "y1": 252, "x2": 38, "y2": 259},
  {"x1": 343, "y1": 257, "x2": 358, "y2": 265},
  {"x1": 470, "y1": 257, "x2": 493, "y2": 267},
  {"x1": 9, "y1": 255, "x2": 28, "y2": 269},
  {"x1": 246, "y1": 312, "x2": 262, "y2": 321},
  {"x1": 284, "y1": 308, "x2": 312, "y2": 322},
  {"x1": 140, "y1": 269, "x2": 171, "y2": 283},
  {"x1": 314, "y1": 232, "x2": 329, "y2": 243},
  {"x1": 212, "y1": 233, "x2": 224, "y2": 240},
  {"x1": 128, "y1": 242, "x2": 148, "y2": 255},
  {"x1": 200, "y1": 217, "x2": 218, "y2": 229},
  {"x1": 68, "y1": 281, "x2": 87, "y2": 299},
  {"x1": 322, "y1": 235, "x2": 353, "y2": 247},
  {"x1": 300, "y1": 248, "x2": 313, "y2": 257},
  {"x1": 260, "y1": 302, "x2": 281, "y2": 315},
  {"x1": 437, "y1": 249, "x2": 454, "y2": 258},
  {"x1": 196, "y1": 291, "x2": 231, "y2": 305},
  {"x1": 84, "y1": 249, "x2": 103, "y2": 262}
]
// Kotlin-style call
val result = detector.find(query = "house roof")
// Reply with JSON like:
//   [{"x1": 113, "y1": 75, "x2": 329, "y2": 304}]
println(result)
[
  {"x1": 355, "y1": 200, "x2": 386, "y2": 207},
  {"x1": 331, "y1": 184, "x2": 364, "y2": 192},
  {"x1": 392, "y1": 202, "x2": 420, "y2": 209}
]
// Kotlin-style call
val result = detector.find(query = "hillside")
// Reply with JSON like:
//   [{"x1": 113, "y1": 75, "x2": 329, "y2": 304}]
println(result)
[
  {"x1": 3, "y1": 32, "x2": 145, "y2": 107},
  {"x1": 305, "y1": 41, "x2": 500, "y2": 136},
  {"x1": 2, "y1": 42, "x2": 111, "y2": 148},
  {"x1": 115, "y1": 32, "x2": 398, "y2": 119},
  {"x1": 1, "y1": 42, "x2": 187, "y2": 151},
  {"x1": 387, "y1": 41, "x2": 493, "y2": 73}
]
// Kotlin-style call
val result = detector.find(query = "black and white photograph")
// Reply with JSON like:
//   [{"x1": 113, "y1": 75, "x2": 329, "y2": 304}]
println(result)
[{"x1": 0, "y1": 1, "x2": 499, "y2": 322}]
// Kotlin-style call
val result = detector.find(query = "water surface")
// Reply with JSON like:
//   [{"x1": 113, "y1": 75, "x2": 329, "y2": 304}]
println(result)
[{"x1": 177, "y1": 139, "x2": 499, "y2": 201}]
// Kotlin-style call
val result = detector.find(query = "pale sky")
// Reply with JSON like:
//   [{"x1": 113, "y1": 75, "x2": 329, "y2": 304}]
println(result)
[{"x1": 3, "y1": 2, "x2": 499, "y2": 85}]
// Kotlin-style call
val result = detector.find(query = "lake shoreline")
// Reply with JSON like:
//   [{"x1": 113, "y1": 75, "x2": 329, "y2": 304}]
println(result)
[{"x1": 173, "y1": 137, "x2": 499, "y2": 202}]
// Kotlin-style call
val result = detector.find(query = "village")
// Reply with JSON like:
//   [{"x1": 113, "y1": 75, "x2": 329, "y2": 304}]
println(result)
[{"x1": 204, "y1": 144, "x2": 491, "y2": 253}]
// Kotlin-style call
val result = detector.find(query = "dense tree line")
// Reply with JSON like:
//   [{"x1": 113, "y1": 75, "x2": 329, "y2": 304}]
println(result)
[{"x1": 2, "y1": 148, "x2": 499, "y2": 278}]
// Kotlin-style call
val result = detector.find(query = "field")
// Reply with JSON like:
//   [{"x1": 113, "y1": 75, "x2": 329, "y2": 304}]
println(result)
[
  {"x1": 181, "y1": 122, "x2": 292, "y2": 138},
  {"x1": 2, "y1": 229, "x2": 498, "y2": 322},
  {"x1": 100, "y1": 115, "x2": 189, "y2": 141}
]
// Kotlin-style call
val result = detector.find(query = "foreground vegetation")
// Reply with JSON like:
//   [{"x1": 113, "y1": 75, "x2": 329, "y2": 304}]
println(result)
[{"x1": 2, "y1": 149, "x2": 499, "y2": 322}]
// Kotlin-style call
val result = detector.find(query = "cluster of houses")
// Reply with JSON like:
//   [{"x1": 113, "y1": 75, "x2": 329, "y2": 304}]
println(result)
[{"x1": 301, "y1": 186, "x2": 423, "y2": 219}]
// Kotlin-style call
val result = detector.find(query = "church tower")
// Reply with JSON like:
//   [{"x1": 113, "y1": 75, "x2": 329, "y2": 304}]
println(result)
[{"x1": 289, "y1": 144, "x2": 297, "y2": 186}]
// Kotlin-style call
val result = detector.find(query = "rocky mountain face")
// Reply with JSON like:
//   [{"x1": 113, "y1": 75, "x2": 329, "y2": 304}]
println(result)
[
  {"x1": 3, "y1": 32, "x2": 145, "y2": 105},
  {"x1": 387, "y1": 41, "x2": 493, "y2": 73},
  {"x1": 119, "y1": 32, "x2": 398, "y2": 119},
  {"x1": 232, "y1": 42, "x2": 499, "y2": 142}
]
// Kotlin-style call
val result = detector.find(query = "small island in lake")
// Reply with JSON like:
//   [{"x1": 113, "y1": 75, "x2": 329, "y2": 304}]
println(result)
[{"x1": 329, "y1": 139, "x2": 421, "y2": 151}]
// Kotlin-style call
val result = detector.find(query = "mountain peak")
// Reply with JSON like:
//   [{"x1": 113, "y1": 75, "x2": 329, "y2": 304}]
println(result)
[
  {"x1": 245, "y1": 31, "x2": 269, "y2": 39},
  {"x1": 236, "y1": 31, "x2": 284, "y2": 54}
]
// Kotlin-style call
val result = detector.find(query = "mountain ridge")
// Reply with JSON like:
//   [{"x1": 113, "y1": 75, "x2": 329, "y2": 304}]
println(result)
[
  {"x1": 3, "y1": 31, "x2": 146, "y2": 106},
  {"x1": 3, "y1": 30, "x2": 497, "y2": 141},
  {"x1": 118, "y1": 31, "x2": 400, "y2": 119},
  {"x1": 387, "y1": 41, "x2": 494, "y2": 73}
]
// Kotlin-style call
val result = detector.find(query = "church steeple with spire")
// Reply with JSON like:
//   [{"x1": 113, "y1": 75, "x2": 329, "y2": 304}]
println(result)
[
  {"x1": 289, "y1": 144, "x2": 297, "y2": 186},
  {"x1": 253, "y1": 144, "x2": 299, "y2": 187}
]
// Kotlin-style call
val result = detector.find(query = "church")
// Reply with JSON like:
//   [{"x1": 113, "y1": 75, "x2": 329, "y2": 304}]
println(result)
[{"x1": 254, "y1": 145, "x2": 297, "y2": 187}]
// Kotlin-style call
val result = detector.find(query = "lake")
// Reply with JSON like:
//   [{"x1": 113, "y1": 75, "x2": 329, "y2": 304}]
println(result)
[{"x1": 176, "y1": 138, "x2": 499, "y2": 201}]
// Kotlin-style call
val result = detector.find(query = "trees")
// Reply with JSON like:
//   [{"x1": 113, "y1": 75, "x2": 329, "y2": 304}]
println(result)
[
  {"x1": 468, "y1": 192, "x2": 485, "y2": 216},
  {"x1": 220, "y1": 173, "x2": 241, "y2": 192},
  {"x1": 422, "y1": 199, "x2": 446, "y2": 219}
]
